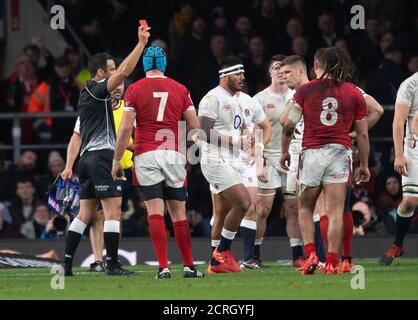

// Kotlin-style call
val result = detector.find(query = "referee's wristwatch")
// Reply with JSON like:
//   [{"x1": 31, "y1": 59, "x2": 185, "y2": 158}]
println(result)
[{"x1": 112, "y1": 159, "x2": 121, "y2": 166}]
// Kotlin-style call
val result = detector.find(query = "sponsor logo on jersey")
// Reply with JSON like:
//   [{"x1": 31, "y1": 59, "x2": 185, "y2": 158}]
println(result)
[
  {"x1": 244, "y1": 108, "x2": 250, "y2": 117},
  {"x1": 266, "y1": 104, "x2": 276, "y2": 109},
  {"x1": 224, "y1": 104, "x2": 231, "y2": 110}
]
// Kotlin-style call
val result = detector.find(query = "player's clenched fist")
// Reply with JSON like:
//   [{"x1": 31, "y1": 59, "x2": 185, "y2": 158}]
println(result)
[
  {"x1": 138, "y1": 26, "x2": 150, "y2": 46},
  {"x1": 394, "y1": 154, "x2": 409, "y2": 176}
]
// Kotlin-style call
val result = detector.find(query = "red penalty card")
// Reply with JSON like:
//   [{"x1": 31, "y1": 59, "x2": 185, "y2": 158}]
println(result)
[{"x1": 139, "y1": 20, "x2": 149, "y2": 28}]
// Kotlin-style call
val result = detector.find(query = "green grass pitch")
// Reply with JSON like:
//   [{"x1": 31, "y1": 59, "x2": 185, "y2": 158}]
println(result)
[{"x1": 0, "y1": 258, "x2": 417, "y2": 300}]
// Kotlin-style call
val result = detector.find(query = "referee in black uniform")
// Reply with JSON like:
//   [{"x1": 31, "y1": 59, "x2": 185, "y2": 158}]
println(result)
[{"x1": 62, "y1": 26, "x2": 150, "y2": 276}]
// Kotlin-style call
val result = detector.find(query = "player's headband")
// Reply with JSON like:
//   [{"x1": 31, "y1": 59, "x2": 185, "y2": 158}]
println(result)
[
  {"x1": 219, "y1": 64, "x2": 245, "y2": 78},
  {"x1": 269, "y1": 61, "x2": 281, "y2": 73}
]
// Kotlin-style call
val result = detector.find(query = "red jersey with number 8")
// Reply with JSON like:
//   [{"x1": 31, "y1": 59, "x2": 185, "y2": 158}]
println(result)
[
  {"x1": 124, "y1": 76, "x2": 194, "y2": 155},
  {"x1": 293, "y1": 79, "x2": 367, "y2": 150}
]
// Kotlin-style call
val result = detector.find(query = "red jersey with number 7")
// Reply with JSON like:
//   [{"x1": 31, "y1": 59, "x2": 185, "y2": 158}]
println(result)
[
  {"x1": 293, "y1": 79, "x2": 367, "y2": 150},
  {"x1": 124, "y1": 76, "x2": 195, "y2": 155}
]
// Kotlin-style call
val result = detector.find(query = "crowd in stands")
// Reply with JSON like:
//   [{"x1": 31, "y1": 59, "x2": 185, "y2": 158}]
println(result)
[{"x1": 0, "y1": 0, "x2": 417, "y2": 239}]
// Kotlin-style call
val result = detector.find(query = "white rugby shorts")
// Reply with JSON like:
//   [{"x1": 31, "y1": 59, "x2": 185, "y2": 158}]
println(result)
[
  {"x1": 299, "y1": 144, "x2": 351, "y2": 192},
  {"x1": 134, "y1": 150, "x2": 186, "y2": 188},
  {"x1": 402, "y1": 138, "x2": 418, "y2": 197},
  {"x1": 202, "y1": 162, "x2": 243, "y2": 194}
]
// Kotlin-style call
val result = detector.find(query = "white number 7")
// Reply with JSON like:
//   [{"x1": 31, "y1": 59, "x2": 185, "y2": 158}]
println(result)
[{"x1": 153, "y1": 92, "x2": 168, "y2": 122}]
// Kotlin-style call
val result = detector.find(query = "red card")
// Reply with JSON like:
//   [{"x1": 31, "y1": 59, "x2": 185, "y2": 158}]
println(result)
[{"x1": 139, "y1": 20, "x2": 148, "y2": 28}]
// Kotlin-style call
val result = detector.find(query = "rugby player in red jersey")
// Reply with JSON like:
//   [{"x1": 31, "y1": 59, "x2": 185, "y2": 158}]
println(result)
[
  {"x1": 111, "y1": 46, "x2": 204, "y2": 279},
  {"x1": 280, "y1": 47, "x2": 371, "y2": 275}
]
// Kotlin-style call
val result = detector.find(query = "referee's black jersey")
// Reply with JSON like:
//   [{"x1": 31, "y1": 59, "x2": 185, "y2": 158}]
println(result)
[{"x1": 77, "y1": 79, "x2": 116, "y2": 156}]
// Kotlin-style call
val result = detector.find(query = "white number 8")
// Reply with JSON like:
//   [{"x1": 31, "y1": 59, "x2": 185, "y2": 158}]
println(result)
[{"x1": 320, "y1": 97, "x2": 338, "y2": 126}]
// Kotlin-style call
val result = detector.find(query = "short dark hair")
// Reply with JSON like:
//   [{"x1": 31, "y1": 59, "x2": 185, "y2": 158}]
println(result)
[
  {"x1": 23, "y1": 44, "x2": 40, "y2": 55},
  {"x1": 281, "y1": 55, "x2": 307, "y2": 72},
  {"x1": 220, "y1": 55, "x2": 243, "y2": 70},
  {"x1": 271, "y1": 54, "x2": 286, "y2": 64},
  {"x1": 16, "y1": 176, "x2": 34, "y2": 187},
  {"x1": 88, "y1": 52, "x2": 114, "y2": 76},
  {"x1": 269, "y1": 54, "x2": 286, "y2": 70}
]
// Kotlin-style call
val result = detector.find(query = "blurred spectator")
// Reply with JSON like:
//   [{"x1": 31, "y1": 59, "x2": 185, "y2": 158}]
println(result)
[
  {"x1": 39, "y1": 151, "x2": 65, "y2": 196},
  {"x1": 245, "y1": 36, "x2": 270, "y2": 95},
  {"x1": 28, "y1": 56, "x2": 80, "y2": 144},
  {"x1": 23, "y1": 41, "x2": 55, "y2": 82},
  {"x1": 253, "y1": 0, "x2": 281, "y2": 53},
  {"x1": 0, "y1": 150, "x2": 40, "y2": 201},
  {"x1": 379, "y1": 31, "x2": 396, "y2": 54},
  {"x1": 168, "y1": 3, "x2": 195, "y2": 45},
  {"x1": 360, "y1": 0, "x2": 406, "y2": 32},
  {"x1": 9, "y1": 177, "x2": 39, "y2": 235},
  {"x1": 186, "y1": 164, "x2": 212, "y2": 237},
  {"x1": 170, "y1": 16, "x2": 209, "y2": 86},
  {"x1": 40, "y1": 212, "x2": 70, "y2": 240},
  {"x1": 311, "y1": 13, "x2": 341, "y2": 51},
  {"x1": 210, "y1": 6, "x2": 229, "y2": 36},
  {"x1": 366, "y1": 44, "x2": 404, "y2": 122},
  {"x1": 227, "y1": 14, "x2": 254, "y2": 60},
  {"x1": 375, "y1": 174, "x2": 402, "y2": 234},
  {"x1": 0, "y1": 54, "x2": 38, "y2": 144},
  {"x1": 406, "y1": 53, "x2": 418, "y2": 76},
  {"x1": 280, "y1": 0, "x2": 318, "y2": 31},
  {"x1": 352, "y1": 201, "x2": 387, "y2": 236},
  {"x1": 191, "y1": 34, "x2": 227, "y2": 104},
  {"x1": 0, "y1": 201, "x2": 22, "y2": 239},
  {"x1": 187, "y1": 209, "x2": 211, "y2": 237},
  {"x1": 352, "y1": 17, "x2": 383, "y2": 75},
  {"x1": 279, "y1": 17, "x2": 304, "y2": 55},
  {"x1": 291, "y1": 36, "x2": 312, "y2": 71},
  {"x1": 20, "y1": 202, "x2": 50, "y2": 239},
  {"x1": 366, "y1": 46, "x2": 404, "y2": 160},
  {"x1": 65, "y1": 47, "x2": 91, "y2": 88},
  {"x1": 334, "y1": 38, "x2": 361, "y2": 84}
]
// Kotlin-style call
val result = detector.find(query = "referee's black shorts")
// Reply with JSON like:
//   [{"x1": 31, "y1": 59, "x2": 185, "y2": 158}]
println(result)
[{"x1": 78, "y1": 149, "x2": 123, "y2": 200}]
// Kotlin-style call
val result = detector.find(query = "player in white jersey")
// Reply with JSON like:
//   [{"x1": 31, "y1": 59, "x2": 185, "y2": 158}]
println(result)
[
  {"x1": 413, "y1": 111, "x2": 418, "y2": 138},
  {"x1": 197, "y1": 56, "x2": 254, "y2": 274},
  {"x1": 252, "y1": 55, "x2": 304, "y2": 267},
  {"x1": 380, "y1": 72, "x2": 418, "y2": 266},
  {"x1": 234, "y1": 91, "x2": 271, "y2": 269}
]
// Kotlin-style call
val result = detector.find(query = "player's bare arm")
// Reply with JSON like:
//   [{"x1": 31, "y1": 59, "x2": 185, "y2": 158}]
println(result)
[
  {"x1": 183, "y1": 107, "x2": 200, "y2": 133},
  {"x1": 350, "y1": 95, "x2": 384, "y2": 139},
  {"x1": 112, "y1": 110, "x2": 136, "y2": 181},
  {"x1": 280, "y1": 100, "x2": 302, "y2": 170},
  {"x1": 365, "y1": 95, "x2": 384, "y2": 129},
  {"x1": 393, "y1": 102, "x2": 411, "y2": 176},
  {"x1": 107, "y1": 26, "x2": 150, "y2": 92},
  {"x1": 254, "y1": 120, "x2": 271, "y2": 183},
  {"x1": 61, "y1": 133, "x2": 82, "y2": 180},
  {"x1": 354, "y1": 119, "x2": 371, "y2": 183}
]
